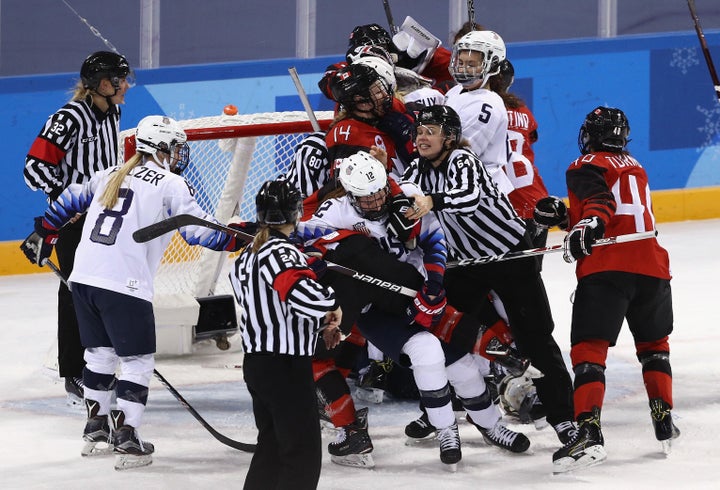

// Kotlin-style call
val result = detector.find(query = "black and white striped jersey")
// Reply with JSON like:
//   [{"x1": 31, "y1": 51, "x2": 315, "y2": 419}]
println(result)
[
  {"x1": 229, "y1": 231, "x2": 337, "y2": 356},
  {"x1": 281, "y1": 131, "x2": 329, "y2": 198},
  {"x1": 402, "y1": 148, "x2": 526, "y2": 260},
  {"x1": 24, "y1": 97, "x2": 120, "y2": 200}
]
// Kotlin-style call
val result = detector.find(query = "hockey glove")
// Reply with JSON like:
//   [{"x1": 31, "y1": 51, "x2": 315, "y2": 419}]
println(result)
[
  {"x1": 387, "y1": 195, "x2": 421, "y2": 244},
  {"x1": 563, "y1": 216, "x2": 605, "y2": 263},
  {"x1": 376, "y1": 111, "x2": 416, "y2": 164},
  {"x1": 533, "y1": 196, "x2": 568, "y2": 229},
  {"x1": 300, "y1": 244, "x2": 328, "y2": 279},
  {"x1": 20, "y1": 217, "x2": 59, "y2": 266},
  {"x1": 406, "y1": 285, "x2": 447, "y2": 328}
]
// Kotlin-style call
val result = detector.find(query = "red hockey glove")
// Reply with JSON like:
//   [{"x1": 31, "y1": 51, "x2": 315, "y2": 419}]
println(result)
[
  {"x1": 406, "y1": 285, "x2": 447, "y2": 328},
  {"x1": 20, "y1": 217, "x2": 58, "y2": 266},
  {"x1": 563, "y1": 216, "x2": 605, "y2": 263}
]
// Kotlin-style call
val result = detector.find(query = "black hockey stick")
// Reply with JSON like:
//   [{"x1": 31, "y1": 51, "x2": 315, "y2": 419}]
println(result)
[
  {"x1": 447, "y1": 230, "x2": 657, "y2": 268},
  {"x1": 688, "y1": 0, "x2": 720, "y2": 101},
  {"x1": 467, "y1": 0, "x2": 476, "y2": 31},
  {"x1": 382, "y1": 0, "x2": 399, "y2": 35},
  {"x1": 133, "y1": 215, "x2": 418, "y2": 298},
  {"x1": 41, "y1": 258, "x2": 71, "y2": 291},
  {"x1": 153, "y1": 369, "x2": 256, "y2": 453}
]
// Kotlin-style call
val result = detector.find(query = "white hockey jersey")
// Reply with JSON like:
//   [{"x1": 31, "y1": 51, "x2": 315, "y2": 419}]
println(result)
[
  {"x1": 294, "y1": 182, "x2": 447, "y2": 286},
  {"x1": 444, "y1": 84, "x2": 514, "y2": 196},
  {"x1": 45, "y1": 161, "x2": 234, "y2": 302}
]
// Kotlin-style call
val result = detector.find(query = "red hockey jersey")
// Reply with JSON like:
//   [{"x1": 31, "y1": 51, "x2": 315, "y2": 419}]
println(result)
[{"x1": 566, "y1": 151, "x2": 671, "y2": 280}]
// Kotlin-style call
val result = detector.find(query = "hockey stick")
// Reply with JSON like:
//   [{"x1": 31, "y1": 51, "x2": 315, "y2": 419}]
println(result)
[
  {"x1": 133, "y1": 215, "x2": 418, "y2": 298},
  {"x1": 41, "y1": 258, "x2": 72, "y2": 291},
  {"x1": 288, "y1": 67, "x2": 321, "y2": 132},
  {"x1": 447, "y1": 230, "x2": 657, "y2": 268},
  {"x1": 687, "y1": 0, "x2": 720, "y2": 101},
  {"x1": 382, "y1": 0, "x2": 399, "y2": 35},
  {"x1": 467, "y1": 0, "x2": 476, "y2": 31},
  {"x1": 153, "y1": 369, "x2": 256, "y2": 452}
]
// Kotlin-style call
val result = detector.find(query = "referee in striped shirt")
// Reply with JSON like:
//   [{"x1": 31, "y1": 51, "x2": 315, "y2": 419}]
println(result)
[
  {"x1": 22, "y1": 51, "x2": 132, "y2": 404},
  {"x1": 403, "y1": 106, "x2": 577, "y2": 445},
  {"x1": 230, "y1": 179, "x2": 342, "y2": 490}
]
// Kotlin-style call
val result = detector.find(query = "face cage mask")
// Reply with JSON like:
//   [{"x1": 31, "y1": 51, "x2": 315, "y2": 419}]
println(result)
[
  {"x1": 170, "y1": 143, "x2": 191, "y2": 175},
  {"x1": 349, "y1": 187, "x2": 390, "y2": 221}
]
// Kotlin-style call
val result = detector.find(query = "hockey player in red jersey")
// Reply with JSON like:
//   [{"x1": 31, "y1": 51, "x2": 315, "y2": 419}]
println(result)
[
  {"x1": 489, "y1": 59, "x2": 550, "y2": 248},
  {"x1": 539, "y1": 107, "x2": 679, "y2": 473}
]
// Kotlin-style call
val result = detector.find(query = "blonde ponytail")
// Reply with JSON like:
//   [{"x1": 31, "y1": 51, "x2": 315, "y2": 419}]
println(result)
[{"x1": 99, "y1": 153, "x2": 143, "y2": 209}]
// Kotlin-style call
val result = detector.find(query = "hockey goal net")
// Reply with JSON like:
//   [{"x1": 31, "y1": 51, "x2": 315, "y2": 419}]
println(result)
[{"x1": 119, "y1": 110, "x2": 334, "y2": 353}]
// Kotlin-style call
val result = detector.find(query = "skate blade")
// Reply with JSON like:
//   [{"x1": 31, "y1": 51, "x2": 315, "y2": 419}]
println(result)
[
  {"x1": 443, "y1": 462, "x2": 458, "y2": 473},
  {"x1": 330, "y1": 453, "x2": 375, "y2": 469},
  {"x1": 81, "y1": 441, "x2": 114, "y2": 457},
  {"x1": 114, "y1": 454, "x2": 153, "y2": 470},
  {"x1": 661, "y1": 439, "x2": 673, "y2": 455},
  {"x1": 552, "y1": 445, "x2": 607, "y2": 474},
  {"x1": 66, "y1": 393, "x2": 83, "y2": 408},
  {"x1": 354, "y1": 387, "x2": 384, "y2": 404},
  {"x1": 404, "y1": 434, "x2": 437, "y2": 447}
]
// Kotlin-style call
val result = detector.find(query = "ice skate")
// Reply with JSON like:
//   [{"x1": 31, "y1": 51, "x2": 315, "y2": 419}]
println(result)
[
  {"x1": 404, "y1": 410, "x2": 437, "y2": 445},
  {"x1": 553, "y1": 420, "x2": 578, "y2": 445},
  {"x1": 468, "y1": 415, "x2": 531, "y2": 453},
  {"x1": 649, "y1": 398, "x2": 680, "y2": 454},
  {"x1": 328, "y1": 407, "x2": 374, "y2": 469},
  {"x1": 65, "y1": 376, "x2": 84, "y2": 407},
  {"x1": 436, "y1": 422, "x2": 461, "y2": 471},
  {"x1": 355, "y1": 359, "x2": 392, "y2": 404},
  {"x1": 552, "y1": 408, "x2": 606, "y2": 474},
  {"x1": 81, "y1": 399, "x2": 113, "y2": 457},
  {"x1": 111, "y1": 410, "x2": 154, "y2": 470}
]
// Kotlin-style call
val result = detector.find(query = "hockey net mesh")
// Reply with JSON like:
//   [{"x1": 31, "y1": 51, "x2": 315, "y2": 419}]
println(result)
[{"x1": 119, "y1": 110, "x2": 334, "y2": 300}]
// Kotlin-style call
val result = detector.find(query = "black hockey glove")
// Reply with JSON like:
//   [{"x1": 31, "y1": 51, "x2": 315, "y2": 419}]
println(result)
[
  {"x1": 533, "y1": 196, "x2": 568, "y2": 229},
  {"x1": 20, "y1": 217, "x2": 58, "y2": 266},
  {"x1": 387, "y1": 195, "x2": 420, "y2": 245},
  {"x1": 376, "y1": 111, "x2": 416, "y2": 164},
  {"x1": 563, "y1": 216, "x2": 605, "y2": 263}
]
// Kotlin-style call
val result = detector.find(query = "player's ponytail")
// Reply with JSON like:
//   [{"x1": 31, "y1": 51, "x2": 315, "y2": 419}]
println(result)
[{"x1": 99, "y1": 153, "x2": 142, "y2": 209}]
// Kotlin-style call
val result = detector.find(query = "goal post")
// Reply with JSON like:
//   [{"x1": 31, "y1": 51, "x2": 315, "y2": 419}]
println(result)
[{"x1": 119, "y1": 110, "x2": 334, "y2": 355}]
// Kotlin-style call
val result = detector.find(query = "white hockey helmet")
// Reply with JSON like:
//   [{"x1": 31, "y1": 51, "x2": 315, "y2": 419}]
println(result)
[
  {"x1": 135, "y1": 115, "x2": 190, "y2": 174},
  {"x1": 352, "y1": 56, "x2": 397, "y2": 93},
  {"x1": 450, "y1": 30, "x2": 506, "y2": 88},
  {"x1": 337, "y1": 151, "x2": 389, "y2": 220}
]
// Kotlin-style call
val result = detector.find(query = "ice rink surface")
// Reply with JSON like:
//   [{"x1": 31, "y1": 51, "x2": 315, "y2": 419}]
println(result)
[{"x1": 1, "y1": 219, "x2": 719, "y2": 489}]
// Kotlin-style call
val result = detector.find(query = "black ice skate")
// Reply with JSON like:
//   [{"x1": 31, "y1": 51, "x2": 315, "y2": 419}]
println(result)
[
  {"x1": 552, "y1": 408, "x2": 606, "y2": 474},
  {"x1": 649, "y1": 398, "x2": 680, "y2": 454},
  {"x1": 553, "y1": 420, "x2": 579, "y2": 445},
  {"x1": 468, "y1": 415, "x2": 531, "y2": 453},
  {"x1": 111, "y1": 410, "x2": 154, "y2": 470},
  {"x1": 436, "y1": 422, "x2": 462, "y2": 471},
  {"x1": 65, "y1": 376, "x2": 84, "y2": 407},
  {"x1": 81, "y1": 399, "x2": 113, "y2": 457},
  {"x1": 328, "y1": 407, "x2": 374, "y2": 469},
  {"x1": 404, "y1": 410, "x2": 437, "y2": 445},
  {"x1": 355, "y1": 358, "x2": 392, "y2": 404}
]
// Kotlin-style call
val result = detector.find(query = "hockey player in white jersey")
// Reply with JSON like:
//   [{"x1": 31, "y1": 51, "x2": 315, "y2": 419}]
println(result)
[
  {"x1": 295, "y1": 152, "x2": 531, "y2": 467},
  {"x1": 445, "y1": 30, "x2": 514, "y2": 196},
  {"x1": 20, "y1": 115, "x2": 242, "y2": 470}
]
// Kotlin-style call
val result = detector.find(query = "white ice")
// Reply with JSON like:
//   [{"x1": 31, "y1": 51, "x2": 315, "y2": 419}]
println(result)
[{"x1": 1, "y1": 219, "x2": 719, "y2": 489}]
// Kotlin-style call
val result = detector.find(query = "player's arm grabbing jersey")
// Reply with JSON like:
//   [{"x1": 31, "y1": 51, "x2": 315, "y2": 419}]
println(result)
[
  {"x1": 230, "y1": 233, "x2": 337, "y2": 356},
  {"x1": 444, "y1": 85, "x2": 514, "y2": 196},
  {"x1": 505, "y1": 104, "x2": 549, "y2": 218},
  {"x1": 566, "y1": 151, "x2": 670, "y2": 280},
  {"x1": 403, "y1": 148, "x2": 525, "y2": 259},
  {"x1": 24, "y1": 98, "x2": 120, "y2": 200},
  {"x1": 43, "y1": 163, "x2": 237, "y2": 301}
]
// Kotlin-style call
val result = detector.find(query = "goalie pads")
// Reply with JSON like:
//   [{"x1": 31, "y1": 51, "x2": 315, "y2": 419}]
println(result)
[{"x1": 391, "y1": 16, "x2": 441, "y2": 74}]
